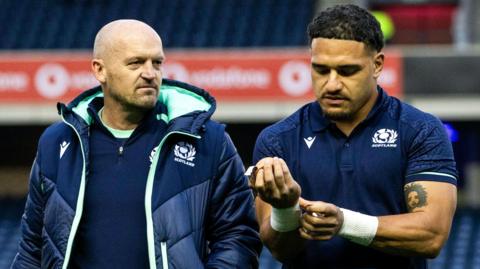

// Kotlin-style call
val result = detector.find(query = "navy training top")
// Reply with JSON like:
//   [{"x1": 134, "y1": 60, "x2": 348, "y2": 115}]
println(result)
[
  {"x1": 253, "y1": 87, "x2": 457, "y2": 269},
  {"x1": 70, "y1": 98, "x2": 167, "y2": 269}
]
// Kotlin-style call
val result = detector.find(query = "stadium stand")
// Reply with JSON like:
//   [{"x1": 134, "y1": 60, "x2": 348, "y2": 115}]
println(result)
[
  {"x1": 0, "y1": 0, "x2": 313, "y2": 49},
  {"x1": 0, "y1": 198, "x2": 23, "y2": 269},
  {"x1": 429, "y1": 209, "x2": 480, "y2": 269}
]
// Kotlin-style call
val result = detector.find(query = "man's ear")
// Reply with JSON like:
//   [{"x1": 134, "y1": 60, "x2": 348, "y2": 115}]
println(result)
[
  {"x1": 372, "y1": 52, "x2": 384, "y2": 79},
  {"x1": 92, "y1": 59, "x2": 106, "y2": 83}
]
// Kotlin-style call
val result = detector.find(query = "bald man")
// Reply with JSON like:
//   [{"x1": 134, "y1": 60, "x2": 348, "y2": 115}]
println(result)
[{"x1": 12, "y1": 20, "x2": 261, "y2": 269}]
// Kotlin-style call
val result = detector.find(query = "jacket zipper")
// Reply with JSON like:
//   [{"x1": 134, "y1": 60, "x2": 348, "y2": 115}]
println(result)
[
  {"x1": 57, "y1": 113, "x2": 201, "y2": 269},
  {"x1": 161, "y1": 241, "x2": 168, "y2": 269},
  {"x1": 60, "y1": 113, "x2": 88, "y2": 269},
  {"x1": 145, "y1": 131, "x2": 200, "y2": 269}
]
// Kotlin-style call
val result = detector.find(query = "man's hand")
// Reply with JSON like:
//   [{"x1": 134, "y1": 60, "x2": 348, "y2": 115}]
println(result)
[
  {"x1": 250, "y1": 157, "x2": 301, "y2": 209},
  {"x1": 298, "y1": 198, "x2": 344, "y2": 240}
]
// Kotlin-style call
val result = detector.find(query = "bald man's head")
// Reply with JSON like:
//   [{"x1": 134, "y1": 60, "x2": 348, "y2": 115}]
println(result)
[
  {"x1": 93, "y1": 19, "x2": 162, "y2": 59},
  {"x1": 90, "y1": 19, "x2": 165, "y2": 113}
]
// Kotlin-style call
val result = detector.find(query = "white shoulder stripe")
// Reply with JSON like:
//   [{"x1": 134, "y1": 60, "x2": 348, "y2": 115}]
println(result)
[{"x1": 409, "y1": 172, "x2": 457, "y2": 181}]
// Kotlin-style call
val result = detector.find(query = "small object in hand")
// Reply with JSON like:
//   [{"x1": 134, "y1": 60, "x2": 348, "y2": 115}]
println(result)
[
  {"x1": 245, "y1": 166, "x2": 258, "y2": 180},
  {"x1": 311, "y1": 212, "x2": 325, "y2": 218},
  {"x1": 245, "y1": 165, "x2": 261, "y2": 197}
]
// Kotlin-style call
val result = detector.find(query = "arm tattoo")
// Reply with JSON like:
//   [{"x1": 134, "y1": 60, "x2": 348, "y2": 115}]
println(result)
[{"x1": 404, "y1": 183, "x2": 428, "y2": 211}]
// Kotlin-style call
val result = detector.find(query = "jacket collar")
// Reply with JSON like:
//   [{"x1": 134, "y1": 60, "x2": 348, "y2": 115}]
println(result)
[{"x1": 58, "y1": 79, "x2": 216, "y2": 136}]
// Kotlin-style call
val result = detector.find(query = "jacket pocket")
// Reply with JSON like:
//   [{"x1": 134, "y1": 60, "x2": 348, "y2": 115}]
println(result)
[{"x1": 161, "y1": 241, "x2": 169, "y2": 269}]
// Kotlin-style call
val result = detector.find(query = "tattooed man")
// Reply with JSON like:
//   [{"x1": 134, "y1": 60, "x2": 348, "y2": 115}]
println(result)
[{"x1": 249, "y1": 4, "x2": 457, "y2": 269}]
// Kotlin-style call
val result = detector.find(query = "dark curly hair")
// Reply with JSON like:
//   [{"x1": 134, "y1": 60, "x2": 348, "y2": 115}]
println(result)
[{"x1": 307, "y1": 4, "x2": 384, "y2": 52}]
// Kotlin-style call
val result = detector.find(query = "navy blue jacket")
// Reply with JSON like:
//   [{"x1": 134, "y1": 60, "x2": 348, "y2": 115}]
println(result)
[{"x1": 12, "y1": 79, "x2": 261, "y2": 269}]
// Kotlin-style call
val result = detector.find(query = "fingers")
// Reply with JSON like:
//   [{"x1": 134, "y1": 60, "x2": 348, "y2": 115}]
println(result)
[
  {"x1": 251, "y1": 157, "x2": 300, "y2": 208},
  {"x1": 254, "y1": 157, "x2": 286, "y2": 193},
  {"x1": 299, "y1": 227, "x2": 334, "y2": 241},
  {"x1": 299, "y1": 197, "x2": 312, "y2": 209},
  {"x1": 302, "y1": 213, "x2": 340, "y2": 228},
  {"x1": 254, "y1": 165, "x2": 271, "y2": 197},
  {"x1": 298, "y1": 201, "x2": 343, "y2": 241},
  {"x1": 254, "y1": 159, "x2": 280, "y2": 201},
  {"x1": 279, "y1": 159, "x2": 294, "y2": 184},
  {"x1": 273, "y1": 158, "x2": 286, "y2": 190},
  {"x1": 262, "y1": 158, "x2": 277, "y2": 191},
  {"x1": 299, "y1": 212, "x2": 342, "y2": 241},
  {"x1": 302, "y1": 201, "x2": 338, "y2": 217}
]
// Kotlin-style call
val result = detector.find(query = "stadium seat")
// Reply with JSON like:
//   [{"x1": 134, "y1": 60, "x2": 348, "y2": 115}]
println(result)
[
  {"x1": 0, "y1": 198, "x2": 24, "y2": 269},
  {"x1": 0, "y1": 0, "x2": 314, "y2": 49}
]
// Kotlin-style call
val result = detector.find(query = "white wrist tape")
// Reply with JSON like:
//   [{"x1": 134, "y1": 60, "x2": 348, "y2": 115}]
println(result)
[
  {"x1": 338, "y1": 208, "x2": 378, "y2": 246},
  {"x1": 270, "y1": 202, "x2": 301, "y2": 232}
]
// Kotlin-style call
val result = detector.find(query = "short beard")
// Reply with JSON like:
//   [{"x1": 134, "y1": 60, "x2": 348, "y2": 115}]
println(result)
[
  {"x1": 110, "y1": 90, "x2": 156, "y2": 112},
  {"x1": 323, "y1": 110, "x2": 354, "y2": 122}
]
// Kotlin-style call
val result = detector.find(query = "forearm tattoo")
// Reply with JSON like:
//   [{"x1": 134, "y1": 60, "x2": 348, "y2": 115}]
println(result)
[{"x1": 404, "y1": 183, "x2": 428, "y2": 211}]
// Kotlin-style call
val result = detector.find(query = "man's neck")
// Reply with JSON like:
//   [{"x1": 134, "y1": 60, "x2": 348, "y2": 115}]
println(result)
[
  {"x1": 334, "y1": 122, "x2": 357, "y2": 137},
  {"x1": 100, "y1": 105, "x2": 146, "y2": 130}
]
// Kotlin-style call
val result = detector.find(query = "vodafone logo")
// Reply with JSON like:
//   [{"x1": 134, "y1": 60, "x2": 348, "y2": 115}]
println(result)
[
  {"x1": 0, "y1": 72, "x2": 28, "y2": 92},
  {"x1": 34, "y1": 63, "x2": 98, "y2": 99},
  {"x1": 164, "y1": 60, "x2": 312, "y2": 97},
  {"x1": 35, "y1": 63, "x2": 70, "y2": 99},
  {"x1": 278, "y1": 61, "x2": 311, "y2": 97},
  {"x1": 163, "y1": 62, "x2": 270, "y2": 90}
]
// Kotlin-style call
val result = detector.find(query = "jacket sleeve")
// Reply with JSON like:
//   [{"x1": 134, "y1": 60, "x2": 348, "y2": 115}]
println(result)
[
  {"x1": 205, "y1": 132, "x2": 262, "y2": 269},
  {"x1": 11, "y1": 155, "x2": 44, "y2": 269}
]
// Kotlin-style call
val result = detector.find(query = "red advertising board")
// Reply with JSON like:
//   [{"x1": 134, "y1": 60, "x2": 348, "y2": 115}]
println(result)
[{"x1": 0, "y1": 49, "x2": 402, "y2": 104}]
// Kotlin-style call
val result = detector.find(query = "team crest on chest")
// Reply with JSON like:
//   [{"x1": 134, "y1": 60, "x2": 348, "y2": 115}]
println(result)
[
  {"x1": 372, "y1": 129, "x2": 398, "y2": 148},
  {"x1": 174, "y1": 142, "x2": 196, "y2": 167}
]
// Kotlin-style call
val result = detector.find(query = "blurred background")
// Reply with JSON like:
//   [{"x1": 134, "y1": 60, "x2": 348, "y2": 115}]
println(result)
[{"x1": 1, "y1": 0, "x2": 480, "y2": 268}]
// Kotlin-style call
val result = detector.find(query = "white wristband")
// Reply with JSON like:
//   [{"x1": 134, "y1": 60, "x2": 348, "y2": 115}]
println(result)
[
  {"x1": 270, "y1": 202, "x2": 301, "y2": 232},
  {"x1": 338, "y1": 208, "x2": 378, "y2": 246}
]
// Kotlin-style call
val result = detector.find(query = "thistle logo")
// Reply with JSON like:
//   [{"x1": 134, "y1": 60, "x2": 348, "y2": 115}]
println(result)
[
  {"x1": 173, "y1": 142, "x2": 196, "y2": 167},
  {"x1": 372, "y1": 129, "x2": 398, "y2": 148}
]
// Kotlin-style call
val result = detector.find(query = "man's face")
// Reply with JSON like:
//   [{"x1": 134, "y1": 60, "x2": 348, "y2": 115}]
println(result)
[
  {"x1": 101, "y1": 32, "x2": 165, "y2": 111},
  {"x1": 407, "y1": 191, "x2": 420, "y2": 208},
  {"x1": 310, "y1": 38, "x2": 383, "y2": 123}
]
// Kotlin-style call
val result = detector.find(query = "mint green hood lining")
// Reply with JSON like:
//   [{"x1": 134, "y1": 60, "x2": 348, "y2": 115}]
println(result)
[
  {"x1": 71, "y1": 91, "x2": 104, "y2": 125},
  {"x1": 159, "y1": 85, "x2": 211, "y2": 123},
  {"x1": 70, "y1": 85, "x2": 212, "y2": 125}
]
